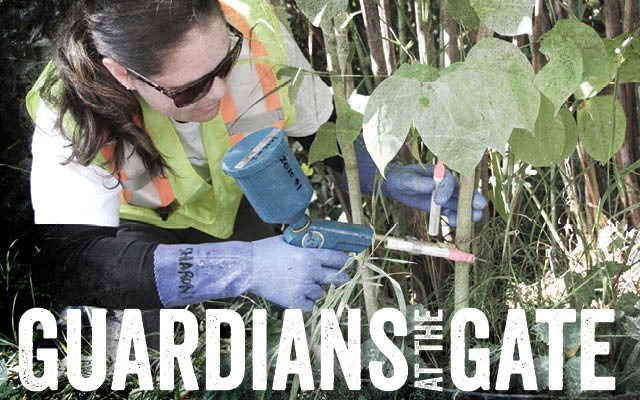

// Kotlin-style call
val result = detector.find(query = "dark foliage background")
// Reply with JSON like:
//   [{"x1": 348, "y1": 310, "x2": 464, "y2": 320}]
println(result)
[{"x1": 0, "y1": 0, "x2": 73, "y2": 337}]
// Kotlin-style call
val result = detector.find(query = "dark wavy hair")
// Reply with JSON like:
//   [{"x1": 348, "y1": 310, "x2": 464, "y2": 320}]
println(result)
[{"x1": 42, "y1": 0, "x2": 223, "y2": 177}]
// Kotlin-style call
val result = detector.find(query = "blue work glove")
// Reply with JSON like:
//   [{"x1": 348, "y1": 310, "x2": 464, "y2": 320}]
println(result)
[
  {"x1": 345, "y1": 138, "x2": 486, "y2": 226},
  {"x1": 382, "y1": 164, "x2": 486, "y2": 226},
  {"x1": 153, "y1": 235, "x2": 351, "y2": 312}
]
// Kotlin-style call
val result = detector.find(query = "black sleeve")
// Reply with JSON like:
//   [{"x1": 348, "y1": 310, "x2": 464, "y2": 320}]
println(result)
[{"x1": 35, "y1": 224, "x2": 164, "y2": 310}]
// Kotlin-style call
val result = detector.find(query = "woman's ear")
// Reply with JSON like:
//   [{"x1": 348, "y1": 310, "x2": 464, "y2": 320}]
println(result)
[{"x1": 102, "y1": 58, "x2": 136, "y2": 90}]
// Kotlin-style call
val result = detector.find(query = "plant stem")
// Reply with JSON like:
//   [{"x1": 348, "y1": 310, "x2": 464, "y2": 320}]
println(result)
[
  {"x1": 379, "y1": 0, "x2": 397, "y2": 74},
  {"x1": 397, "y1": 0, "x2": 408, "y2": 65},
  {"x1": 440, "y1": 0, "x2": 461, "y2": 65},
  {"x1": 523, "y1": 181, "x2": 569, "y2": 254},
  {"x1": 561, "y1": 158, "x2": 586, "y2": 234},
  {"x1": 549, "y1": 166, "x2": 557, "y2": 232},
  {"x1": 351, "y1": 25, "x2": 374, "y2": 93},
  {"x1": 324, "y1": 21, "x2": 379, "y2": 321},
  {"x1": 343, "y1": 143, "x2": 378, "y2": 321},
  {"x1": 454, "y1": 173, "x2": 475, "y2": 311},
  {"x1": 359, "y1": 0, "x2": 388, "y2": 83},
  {"x1": 415, "y1": 0, "x2": 427, "y2": 63},
  {"x1": 576, "y1": 144, "x2": 606, "y2": 229},
  {"x1": 289, "y1": 376, "x2": 299, "y2": 400},
  {"x1": 532, "y1": 0, "x2": 550, "y2": 73}
]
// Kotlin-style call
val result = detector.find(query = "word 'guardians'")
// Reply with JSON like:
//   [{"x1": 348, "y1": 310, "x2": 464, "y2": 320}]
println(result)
[{"x1": 18, "y1": 307, "x2": 615, "y2": 392}]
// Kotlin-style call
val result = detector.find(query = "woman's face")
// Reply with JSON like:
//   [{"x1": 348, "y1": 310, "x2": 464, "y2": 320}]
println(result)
[{"x1": 131, "y1": 18, "x2": 231, "y2": 122}]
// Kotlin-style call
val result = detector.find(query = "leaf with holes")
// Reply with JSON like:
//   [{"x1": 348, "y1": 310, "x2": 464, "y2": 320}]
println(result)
[
  {"x1": 414, "y1": 38, "x2": 539, "y2": 176},
  {"x1": 577, "y1": 95, "x2": 626, "y2": 163},
  {"x1": 534, "y1": 32, "x2": 583, "y2": 114},
  {"x1": 548, "y1": 20, "x2": 615, "y2": 99},
  {"x1": 470, "y1": 0, "x2": 534, "y2": 35},
  {"x1": 363, "y1": 64, "x2": 439, "y2": 175},
  {"x1": 463, "y1": 38, "x2": 540, "y2": 132}
]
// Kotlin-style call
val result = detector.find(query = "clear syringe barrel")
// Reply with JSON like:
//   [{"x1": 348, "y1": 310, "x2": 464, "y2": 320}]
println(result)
[
  {"x1": 382, "y1": 236, "x2": 476, "y2": 263},
  {"x1": 384, "y1": 237, "x2": 450, "y2": 258},
  {"x1": 428, "y1": 161, "x2": 445, "y2": 236}
]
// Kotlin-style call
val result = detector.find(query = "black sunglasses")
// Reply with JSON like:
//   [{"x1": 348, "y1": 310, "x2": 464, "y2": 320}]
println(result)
[{"x1": 127, "y1": 22, "x2": 243, "y2": 108}]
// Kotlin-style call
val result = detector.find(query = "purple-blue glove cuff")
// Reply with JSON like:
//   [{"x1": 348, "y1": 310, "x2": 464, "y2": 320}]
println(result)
[{"x1": 153, "y1": 242, "x2": 252, "y2": 307}]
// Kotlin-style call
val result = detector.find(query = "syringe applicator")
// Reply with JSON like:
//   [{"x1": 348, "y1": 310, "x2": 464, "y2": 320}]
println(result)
[
  {"x1": 376, "y1": 235, "x2": 476, "y2": 263},
  {"x1": 428, "y1": 160, "x2": 445, "y2": 236}
]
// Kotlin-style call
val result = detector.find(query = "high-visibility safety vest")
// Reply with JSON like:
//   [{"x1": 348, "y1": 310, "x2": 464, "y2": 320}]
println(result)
[{"x1": 26, "y1": 0, "x2": 297, "y2": 238}]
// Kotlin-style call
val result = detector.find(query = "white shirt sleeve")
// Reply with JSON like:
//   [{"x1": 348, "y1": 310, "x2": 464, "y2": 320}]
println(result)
[
  {"x1": 30, "y1": 102, "x2": 121, "y2": 226},
  {"x1": 279, "y1": 21, "x2": 333, "y2": 138}
]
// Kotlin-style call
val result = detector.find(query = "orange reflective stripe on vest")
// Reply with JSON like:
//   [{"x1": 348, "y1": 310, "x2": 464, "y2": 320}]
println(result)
[
  {"x1": 220, "y1": 3, "x2": 286, "y2": 145},
  {"x1": 100, "y1": 138, "x2": 175, "y2": 209}
]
